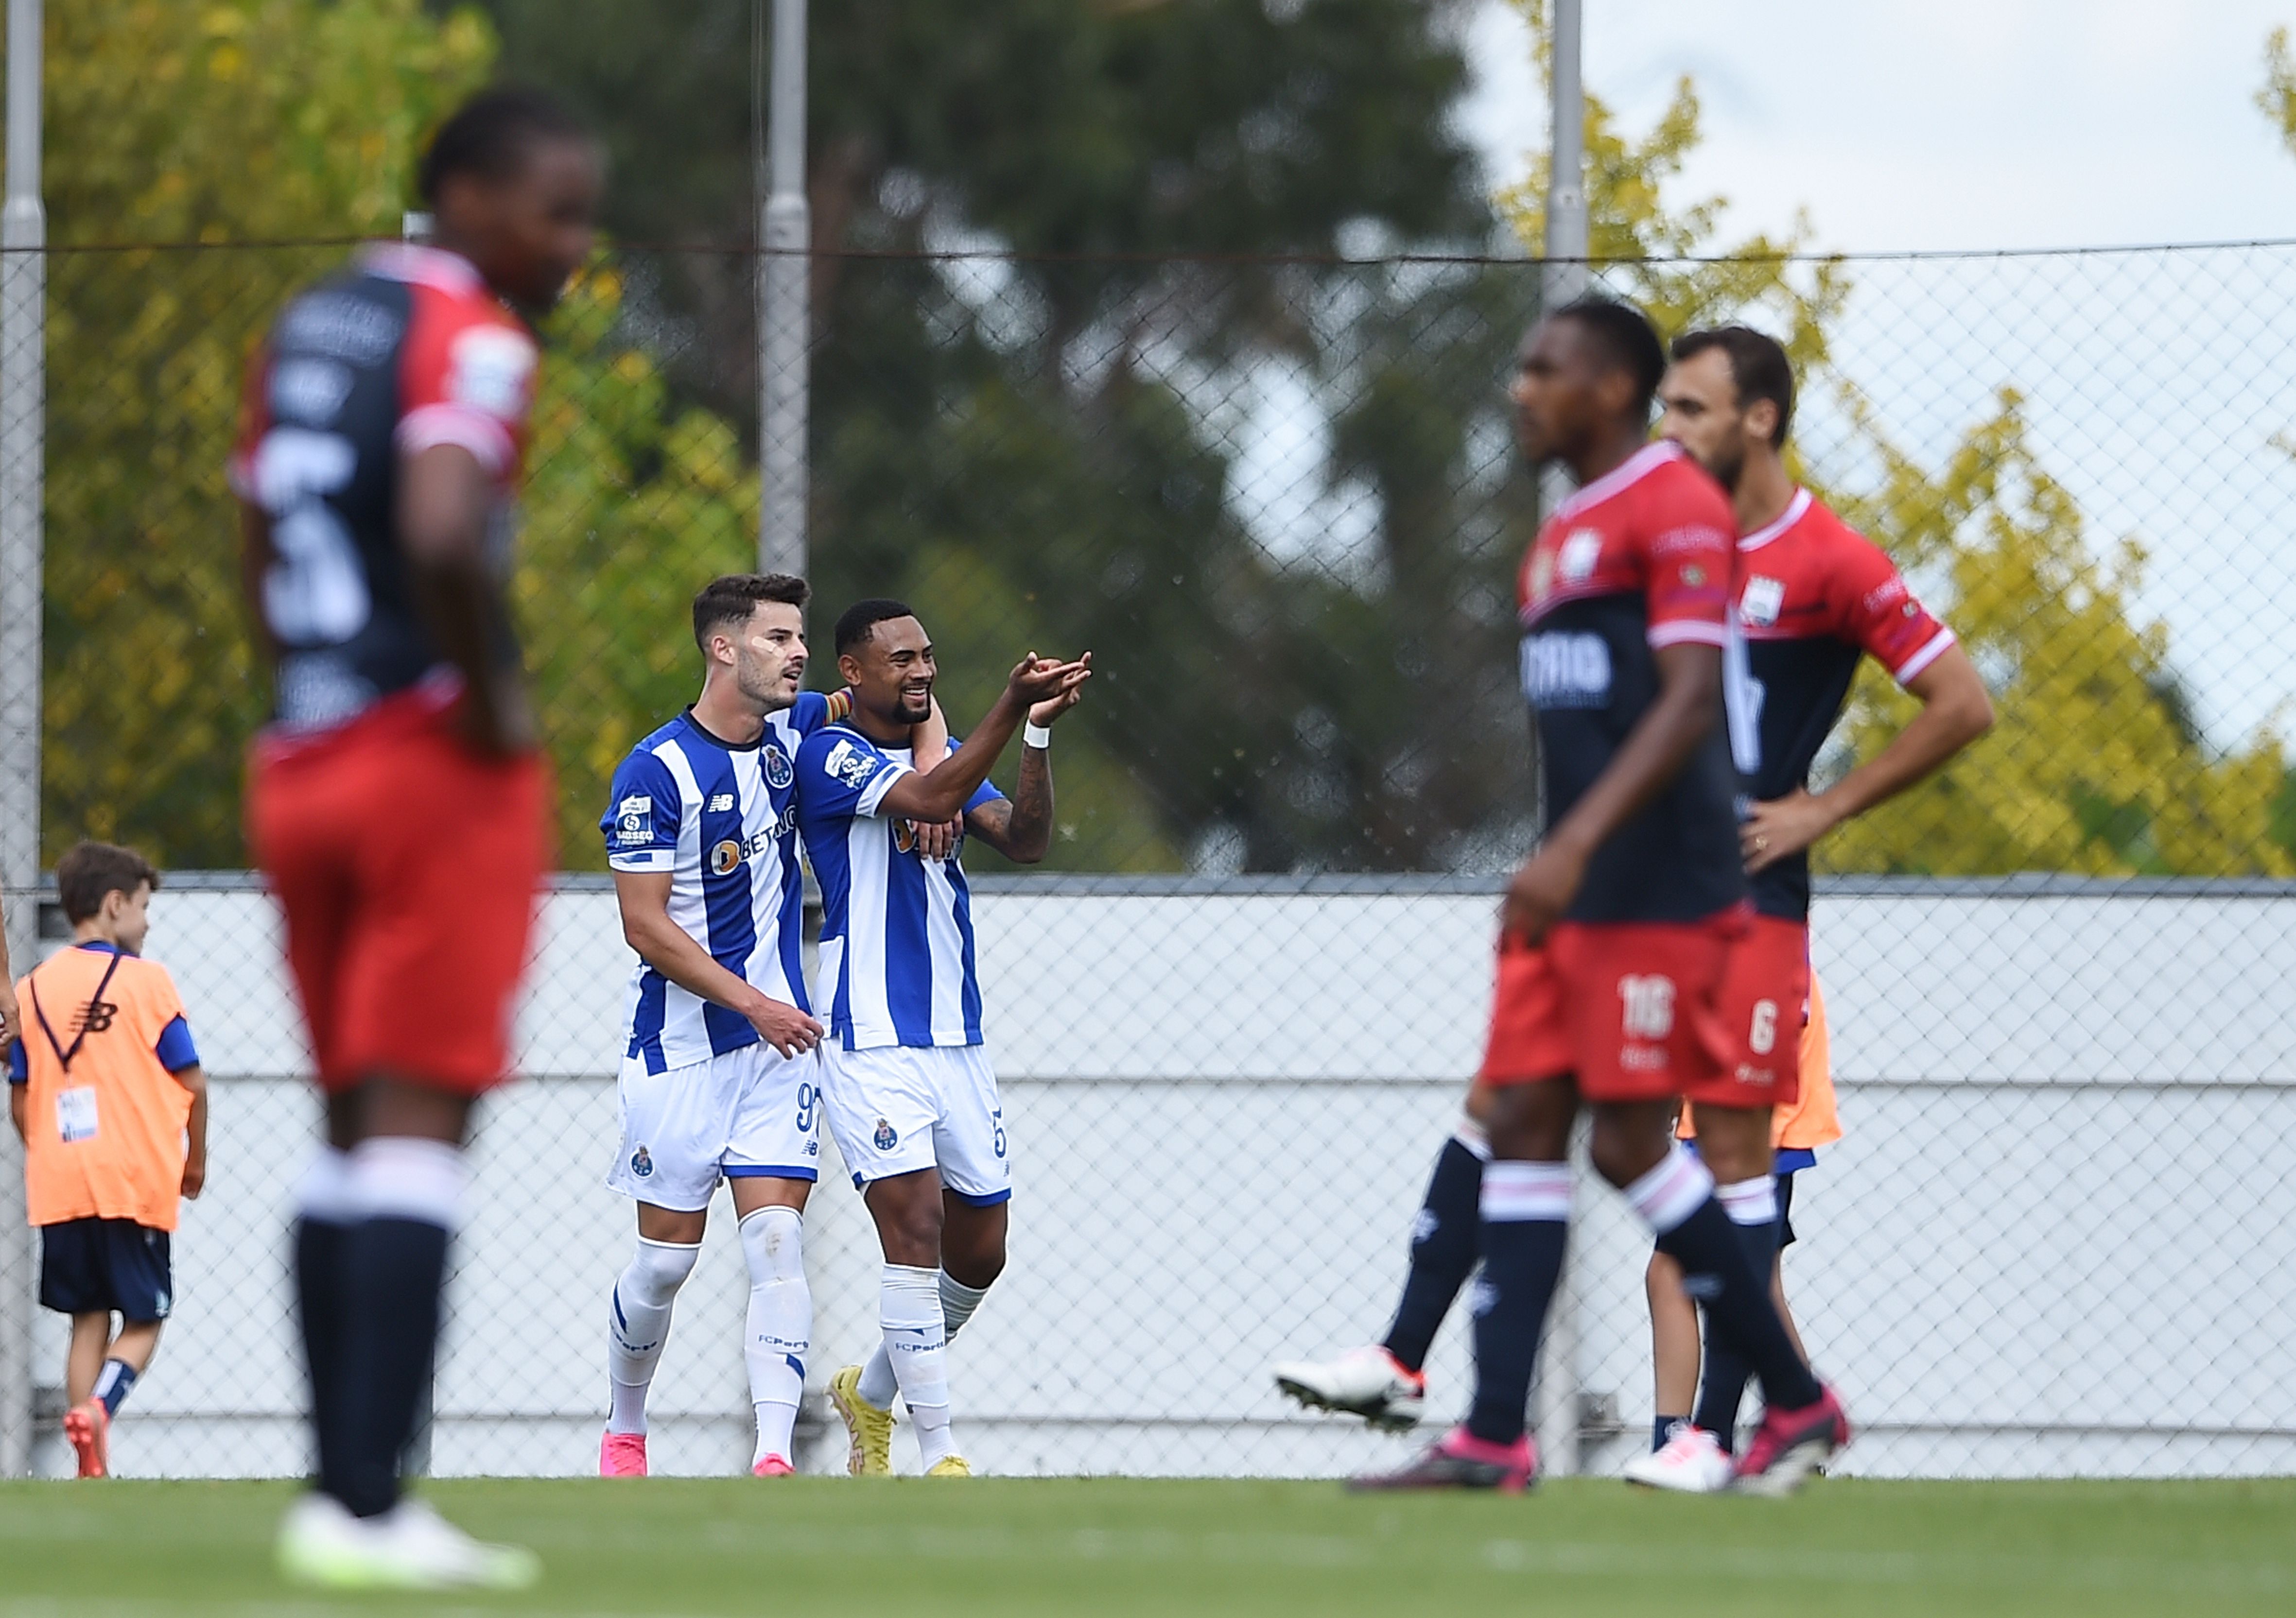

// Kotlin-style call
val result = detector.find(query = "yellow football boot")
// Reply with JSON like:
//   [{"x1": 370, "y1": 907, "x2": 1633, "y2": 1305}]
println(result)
[
  {"x1": 828, "y1": 1365, "x2": 893, "y2": 1477},
  {"x1": 925, "y1": 1455, "x2": 973, "y2": 1478}
]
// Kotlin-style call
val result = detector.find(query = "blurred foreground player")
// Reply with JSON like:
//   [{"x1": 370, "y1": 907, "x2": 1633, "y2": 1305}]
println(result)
[
  {"x1": 1351, "y1": 298, "x2": 1843, "y2": 1496},
  {"x1": 11, "y1": 843, "x2": 207, "y2": 1479},
  {"x1": 1624, "y1": 327, "x2": 1991, "y2": 1492},
  {"x1": 236, "y1": 90, "x2": 599, "y2": 1586}
]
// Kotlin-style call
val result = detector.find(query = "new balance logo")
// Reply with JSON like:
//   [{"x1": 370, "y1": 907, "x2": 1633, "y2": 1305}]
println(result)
[{"x1": 71, "y1": 1001, "x2": 118, "y2": 1035}]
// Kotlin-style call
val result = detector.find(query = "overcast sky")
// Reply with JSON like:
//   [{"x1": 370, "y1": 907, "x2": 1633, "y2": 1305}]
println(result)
[
  {"x1": 1455, "y1": 0, "x2": 2296, "y2": 251},
  {"x1": 1436, "y1": 2, "x2": 2296, "y2": 749}
]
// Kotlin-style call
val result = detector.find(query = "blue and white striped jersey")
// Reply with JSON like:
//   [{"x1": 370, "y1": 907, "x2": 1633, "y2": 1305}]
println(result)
[
  {"x1": 601, "y1": 692, "x2": 843, "y2": 1073},
  {"x1": 792, "y1": 726, "x2": 1004, "y2": 1051}
]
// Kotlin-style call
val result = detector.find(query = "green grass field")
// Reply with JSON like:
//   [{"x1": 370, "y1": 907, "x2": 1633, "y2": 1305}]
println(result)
[{"x1": 0, "y1": 1476, "x2": 2288, "y2": 1616}]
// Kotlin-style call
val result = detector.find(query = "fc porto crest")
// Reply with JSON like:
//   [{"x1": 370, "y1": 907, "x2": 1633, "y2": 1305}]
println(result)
[
  {"x1": 764, "y1": 742, "x2": 794, "y2": 790},
  {"x1": 873, "y1": 1118, "x2": 899, "y2": 1152},
  {"x1": 630, "y1": 1145, "x2": 654, "y2": 1178}
]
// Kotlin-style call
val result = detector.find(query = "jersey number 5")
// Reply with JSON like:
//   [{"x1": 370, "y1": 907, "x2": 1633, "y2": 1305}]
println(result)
[{"x1": 251, "y1": 428, "x2": 371, "y2": 643}]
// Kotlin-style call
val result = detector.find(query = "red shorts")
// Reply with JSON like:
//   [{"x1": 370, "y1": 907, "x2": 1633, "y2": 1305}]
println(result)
[
  {"x1": 1477, "y1": 909, "x2": 1745, "y2": 1104},
  {"x1": 1709, "y1": 913, "x2": 1809, "y2": 1111},
  {"x1": 247, "y1": 695, "x2": 549, "y2": 1095}
]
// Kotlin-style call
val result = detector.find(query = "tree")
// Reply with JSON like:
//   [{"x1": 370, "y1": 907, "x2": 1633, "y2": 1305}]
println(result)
[
  {"x1": 34, "y1": 0, "x2": 493, "y2": 865},
  {"x1": 474, "y1": 0, "x2": 1529, "y2": 872},
  {"x1": 1488, "y1": 0, "x2": 2292, "y2": 878}
]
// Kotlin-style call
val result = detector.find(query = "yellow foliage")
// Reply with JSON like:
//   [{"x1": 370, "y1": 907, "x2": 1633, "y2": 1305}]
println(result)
[{"x1": 1493, "y1": 1, "x2": 2293, "y2": 876}]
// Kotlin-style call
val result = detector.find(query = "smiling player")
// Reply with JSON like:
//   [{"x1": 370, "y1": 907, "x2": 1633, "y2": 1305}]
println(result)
[
  {"x1": 595, "y1": 574, "x2": 947, "y2": 1481},
  {"x1": 798, "y1": 602, "x2": 1089, "y2": 1479}
]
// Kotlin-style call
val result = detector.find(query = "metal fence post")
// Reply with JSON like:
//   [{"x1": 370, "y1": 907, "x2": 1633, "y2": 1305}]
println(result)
[
  {"x1": 756, "y1": 0, "x2": 809, "y2": 578},
  {"x1": 1531, "y1": 0, "x2": 1587, "y2": 1481},
  {"x1": 0, "y1": 0, "x2": 44, "y2": 1480}
]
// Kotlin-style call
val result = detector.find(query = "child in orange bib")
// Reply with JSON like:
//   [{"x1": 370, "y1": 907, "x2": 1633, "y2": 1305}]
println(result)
[{"x1": 9, "y1": 843, "x2": 208, "y2": 1478}]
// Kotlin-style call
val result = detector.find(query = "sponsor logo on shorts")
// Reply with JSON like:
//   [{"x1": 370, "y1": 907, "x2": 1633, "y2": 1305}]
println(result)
[
  {"x1": 873, "y1": 1118, "x2": 898, "y2": 1152},
  {"x1": 764, "y1": 743, "x2": 793, "y2": 790},
  {"x1": 630, "y1": 1145, "x2": 654, "y2": 1179}
]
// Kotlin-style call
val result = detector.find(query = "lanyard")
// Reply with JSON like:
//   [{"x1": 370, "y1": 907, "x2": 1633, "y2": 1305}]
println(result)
[{"x1": 29, "y1": 948, "x2": 124, "y2": 1075}]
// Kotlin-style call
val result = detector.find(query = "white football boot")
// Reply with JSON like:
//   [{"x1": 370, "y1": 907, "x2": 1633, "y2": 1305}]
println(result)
[
  {"x1": 1271, "y1": 1344, "x2": 1426, "y2": 1431},
  {"x1": 1622, "y1": 1424, "x2": 1734, "y2": 1493},
  {"x1": 278, "y1": 1492, "x2": 541, "y2": 1591}
]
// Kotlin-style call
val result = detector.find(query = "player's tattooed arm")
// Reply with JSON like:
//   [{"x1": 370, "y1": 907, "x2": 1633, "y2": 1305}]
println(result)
[
  {"x1": 611, "y1": 870, "x2": 823, "y2": 1056},
  {"x1": 964, "y1": 677, "x2": 1083, "y2": 864}
]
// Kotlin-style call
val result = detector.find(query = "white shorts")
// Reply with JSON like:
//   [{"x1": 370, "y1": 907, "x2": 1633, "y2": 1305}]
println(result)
[
  {"x1": 605, "y1": 1043, "x2": 824, "y2": 1213},
  {"x1": 821, "y1": 1043, "x2": 1010, "y2": 1205}
]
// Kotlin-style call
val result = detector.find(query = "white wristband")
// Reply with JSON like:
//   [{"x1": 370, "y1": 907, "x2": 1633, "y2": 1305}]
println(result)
[{"x1": 1023, "y1": 722, "x2": 1053, "y2": 751}]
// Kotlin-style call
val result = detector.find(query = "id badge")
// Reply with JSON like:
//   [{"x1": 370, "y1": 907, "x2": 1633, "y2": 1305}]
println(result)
[{"x1": 56, "y1": 1086, "x2": 98, "y2": 1144}]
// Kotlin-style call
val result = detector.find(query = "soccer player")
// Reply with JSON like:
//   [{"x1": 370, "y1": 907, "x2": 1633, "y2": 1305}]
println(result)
[
  {"x1": 9, "y1": 843, "x2": 207, "y2": 1480},
  {"x1": 236, "y1": 90, "x2": 599, "y2": 1586},
  {"x1": 595, "y1": 573, "x2": 948, "y2": 1480},
  {"x1": 796, "y1": 601, "x2": 1088, "y2": 1478},
  {"x1": 1350, "y1": 296, "x2": 1843, "y2": 1496},
  {"x1": 1621, "y1": 325, "x2": 1992, "y2": 1491}
]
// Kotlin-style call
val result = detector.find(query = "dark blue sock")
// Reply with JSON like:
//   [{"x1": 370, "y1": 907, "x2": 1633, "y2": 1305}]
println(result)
[
  {"x1": 295, "y1": 1215, "x2": 353, "y2": 1499},
  {"x1": 1652, "y1": 1414, "x2": 1687, "y2": 1452},
  {"x1": 1464, "y1": 1216, "x2": 1567, "y2": 1447},
  {"x1": 92, "y1": 1358, "x2": 138, "y2": 1417},
  {"x1": 1381, "y1": 1137, "x2": 1485, "y2": 1373},
  {"x1": 335, "y1": 1217, "x2": 451, "y2": 1518},
  {"x1": 1689, "y1": 1212, "x2": 1778, "y2": 1449},
  {"x1": 1656, "y1": 1197, "x2": 1819, "y2": 1413}
]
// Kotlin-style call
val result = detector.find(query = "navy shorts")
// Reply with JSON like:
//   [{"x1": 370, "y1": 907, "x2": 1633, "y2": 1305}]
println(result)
[{"x1": 39, "y1": 1218, "x2": 173, "y2": 1322}]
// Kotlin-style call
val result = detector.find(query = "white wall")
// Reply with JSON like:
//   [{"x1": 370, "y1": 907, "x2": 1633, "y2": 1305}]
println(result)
[{"x1": 32, "y1": 877, "x2": 2296, "y2": 1480}]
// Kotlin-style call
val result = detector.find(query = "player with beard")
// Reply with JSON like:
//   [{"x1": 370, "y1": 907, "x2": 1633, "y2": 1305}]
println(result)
[
  {"x1": 595, "y1": 574, "x2": 948, "y2": 1481},
  {"x1": 1349, "y1": 296, "x2": 1846, "y2": 1496},
  {"x1": 1623, "y1": 326, "x2": 1991, "y2": 1491},
  {"x1": 799, "y1": 602, "x2": 1089, "y2": 1478}
]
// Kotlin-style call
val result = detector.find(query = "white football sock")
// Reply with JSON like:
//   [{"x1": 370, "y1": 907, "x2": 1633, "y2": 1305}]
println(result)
[
  {"x1": 879, "y1": 1263, "x2": 957, "y2": 1467},
  {"x1": 605, "y1": 1238, "x2": 701, "y2": 1436},
  {"x1": 739, "y1": 1205, "x2": 811, "y2": 1465},
  {"x1": 857, "y1": 1269, "x2": 991, "y2": 1410}
]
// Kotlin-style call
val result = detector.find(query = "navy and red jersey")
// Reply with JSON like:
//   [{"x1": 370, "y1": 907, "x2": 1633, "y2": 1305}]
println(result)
[
  {"x1": 1517, "y1": 440, "x2": 1745, "y2": 925},
  {"x1": 1733, "y1": 487, "x2": 1955, "y2": 920},
  {"x1": 231, "y1": 244, "x2": 539, "y2": 737}
]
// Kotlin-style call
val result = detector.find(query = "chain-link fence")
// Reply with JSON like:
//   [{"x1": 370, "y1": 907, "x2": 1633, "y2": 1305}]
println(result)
[{"x1": 10, "y1": 238, "x2": 2296, "y2": 1479}]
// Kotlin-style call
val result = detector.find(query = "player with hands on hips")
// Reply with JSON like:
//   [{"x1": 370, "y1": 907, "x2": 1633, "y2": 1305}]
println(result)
[{"x1": 796, "y1": 601, "x2": 1086, "y2": 1479}]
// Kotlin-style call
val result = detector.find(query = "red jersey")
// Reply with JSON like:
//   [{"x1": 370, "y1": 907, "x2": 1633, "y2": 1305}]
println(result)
[
  {"x1": 232, "y1": 244, "x2": 539, "y2": 739},
  {"x1": 1734, "y1": 487, "x2": 1955, "y2": 919},
  {"x1": 1517, "y1": 441, "x2": 1744, "y2": 924}
]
